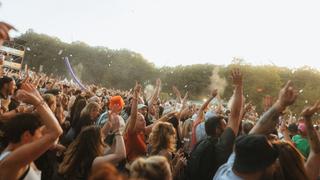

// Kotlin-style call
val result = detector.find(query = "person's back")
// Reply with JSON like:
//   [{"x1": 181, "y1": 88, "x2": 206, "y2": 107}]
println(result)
[
  {"x1": 187, "y1": 136, "x2": 218, "y2": 180},
  {"x1": 186, "y1": 116, "x2": 235, "y2": 180},
  {"x1": 292, "y1": 134, "x2": 310, "y2": 158}
]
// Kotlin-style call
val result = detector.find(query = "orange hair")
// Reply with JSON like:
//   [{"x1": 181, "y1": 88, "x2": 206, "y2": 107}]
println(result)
[{"x1": 109, "y1": 96, "x2": 125, "y2": 110}]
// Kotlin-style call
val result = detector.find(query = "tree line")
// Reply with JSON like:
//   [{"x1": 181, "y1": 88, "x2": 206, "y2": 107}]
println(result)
[{"x1": 17, "y1": 30, "x2": 320, "y2": 115}]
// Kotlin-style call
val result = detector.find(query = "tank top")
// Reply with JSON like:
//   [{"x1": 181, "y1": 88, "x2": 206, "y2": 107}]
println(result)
[{"x1": 0, "y1": 150, "x2": 41, "y2": 180}]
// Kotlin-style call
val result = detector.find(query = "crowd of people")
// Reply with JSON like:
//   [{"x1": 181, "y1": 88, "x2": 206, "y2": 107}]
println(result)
[{"x1": 0, "y1": 22, "x2": 319, "y2": 180}]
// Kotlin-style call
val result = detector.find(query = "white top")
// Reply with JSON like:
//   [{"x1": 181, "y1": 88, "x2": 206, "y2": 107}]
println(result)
[{"x1": 0, "y1": 150, "x2": 41, "y2": 180}]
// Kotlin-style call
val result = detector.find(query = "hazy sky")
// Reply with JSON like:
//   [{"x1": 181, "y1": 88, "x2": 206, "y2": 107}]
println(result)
[{"x1": 1, "y1": 0, "x2": 320, "y2": 68}]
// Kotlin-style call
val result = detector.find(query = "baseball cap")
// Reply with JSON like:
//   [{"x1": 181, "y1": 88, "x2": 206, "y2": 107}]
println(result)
[
  {"x1": 233, "y1": 134, "x2": 279, "y2": 173},
  {"x1": 138, "y1": 104, "x2": 148, "y2": 110}
]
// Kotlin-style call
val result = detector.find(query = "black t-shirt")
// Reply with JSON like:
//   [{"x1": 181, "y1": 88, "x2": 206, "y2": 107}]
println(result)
[
  {"x1": 34, "y1": 150, "x2": 58, "y2": 180},
  {"x1": 187, "y1": 127, "x2": 235, "y2": 180}
]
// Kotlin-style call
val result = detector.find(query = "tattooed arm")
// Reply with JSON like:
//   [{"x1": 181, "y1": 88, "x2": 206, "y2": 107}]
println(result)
[{"x1": 250, "y1": 81, "x2": 298, "y2": 135}]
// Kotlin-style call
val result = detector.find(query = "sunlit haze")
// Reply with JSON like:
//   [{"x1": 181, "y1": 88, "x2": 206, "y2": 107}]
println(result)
[{"x1": 1, "y1": 0, "x2": 320, "y2": 68}]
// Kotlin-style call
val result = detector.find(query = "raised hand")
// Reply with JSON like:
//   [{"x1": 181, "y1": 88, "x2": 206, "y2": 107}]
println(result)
[
  {"x1": 172, "y1": 149, "x2": 187, "y2": 173},
  {"x1": 156, "y1": 78, "x2": 161, "y2": 87},
  {"x1": 134, "y1": 82, "x2": 142, "y2": 94},
  {"x1": 182, "y1": 92, "x2": 189, "y2": 103},
  {"x1": 279, "y1": 117, "x2": 288, "y2": 133},
  {"x1": 277, "y1": 81, "x2": 298, "y2": 108},
  {"x1": 211, "y1": 89, "x2": 218, "y2": 98},
  {"x1": 172, "y1": 86, "x2": 179, "y2": 94},
  {"x1": 0, "y1": 22, "x2": 15, "y2": 43},
  {"x1": 15, "y1": 83, "x2": 42, "y2": 106},
  {"x1": 231, "y1": 68, "x2": 243, "y2": 86},
  {"x1": 21, "y1": 83, "x2": 42, "y2": 99},
  {"x1": 301, "y1": 100, "x2": 320, "y2": 119},
  {"x1": 15, "y1": 90, "x2": 39, "y2": 106}
]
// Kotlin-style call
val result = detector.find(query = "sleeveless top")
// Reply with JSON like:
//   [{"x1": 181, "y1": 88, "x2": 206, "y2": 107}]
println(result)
[{"x1": 0, "y1": 150, "x2": 41, "y2": 180}]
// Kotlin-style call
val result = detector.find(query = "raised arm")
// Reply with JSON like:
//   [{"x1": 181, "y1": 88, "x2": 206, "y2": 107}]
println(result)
[
  {"x1": 227, "y1": 69, "x2": 244, "y2": 135},
  {"x1": 279, "y1": 117, "x2": 292, "y2": 142},
  {"x1": 300, "y1": 101, "x2": 320, "y2": 180},
  {"x1": 33, "y1": 74, "x2": 43, "y2": 88},
  {"x1": 240, "y1": 102, "x2": 252, "y2": 120},
  {"x1": 172, "y1": 86, "x2": 183, "y2": 103},
  {"x1": 250, "y1": 81, "x2": 298, "y2": 135},
  {"x1": 126, "y1": 82, "x2": 141, "y2": 134},
  {"x1": 148, "y1": 79, "x2": 161, "y2": 108},
  {"x1": 93, "y1": 113, "x2": 126, "y2": 166},
  {"x1": 144, "y1": 111, "x2": 177, "y2": 135},
  {"x1": 0, "y1": 83, "x2": 63, "y2": 178},
  {"x1": 177, "y1": 91, "x2": 189, "y2": 121},
  {"x1": 0, "y1": 109, "x2": 21, "y2": 122},
  {"x1": 190, "y1": 89, "x2": 218, "y2": 147}
]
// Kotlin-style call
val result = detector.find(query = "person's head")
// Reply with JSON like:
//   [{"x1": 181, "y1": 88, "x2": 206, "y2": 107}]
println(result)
[
  {"x1": 233, "y1": 135, "x2": 279, "y2": 179},
  {"x1": 62, "y1": 84, "x2": 70, "y2": 94},
  {"x1": 272, "y1": 141, "x2": 308, "y2": 180},
  {"x1": 288, "y1": 123, "x2": 298, "y2": 137},
  {"x1": 130, "y1": 156, "x2": 172, "y2": 180},
  {"x1": 135, "y1": 112, "x2": 146, "y2": 132},
  {"x1": 149, "y1": 103, "x2": 157, "y2": 116},
  {"x1": 60, "y1": 94, "x2": 69, "y2": 109},
  {"x1": 241, "y1": 120, "x2": 254, "y2": 135},
  {"x1": 4, "y1": 113, "x2": 42, "y2": 144},
  {"x1": 149, "y1": 122, "x2": 176, "y2": 155},
  {"x1": 73, "y1": 89, "x2": 82, "y2": 96},
  {"x1": 81, "y1": 102, "x2": 101, "y2": 120},
  {"x1": 45, "y1": 81, "x2": 52, "y2": 89},
  {"x1": 298, "y1": 123, "x2": 307, "y2": 137},
  {"x1": 89, "y1": 163, "x2": 123, "y2": 180},
  {"x1": 109, "y1": 96, "x2": 125, "y2": 114},
  {"x1": 204, "y1": 116, "x2": 226, "y2": 137},
  {"x1": 43, "y1": 93, "x2": 57, "y2": 112},
  {"x1": 59, "y1": 125, "x2": 105, "y2": 177},
  {"x1": 0, "y1": 76, "x2": 15, "y2": 96},
  {"x1": 124, "y1": 111, "x2": 146, "y2": 135},
  {"x1": 138, "y1": 104, "x2": 148, "y2": 117}
]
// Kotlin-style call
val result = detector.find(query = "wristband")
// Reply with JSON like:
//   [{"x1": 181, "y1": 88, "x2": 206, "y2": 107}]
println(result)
[{"x1": 35, "y1": 100, "x2": 46, "y2": 109}]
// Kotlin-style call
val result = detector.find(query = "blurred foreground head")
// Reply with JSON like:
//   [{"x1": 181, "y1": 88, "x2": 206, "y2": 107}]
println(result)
[
  {"x1": 130, "y1": 156, "x2": 172, "y2": 180},
  {"x1": 0, "y1": 22, "x2": 15, "y2": 45}
]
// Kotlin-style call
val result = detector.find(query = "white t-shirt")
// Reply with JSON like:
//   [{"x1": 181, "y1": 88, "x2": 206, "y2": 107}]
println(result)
[{"x1": 0, "y1": 151, "x2": 41, "y2": 180}]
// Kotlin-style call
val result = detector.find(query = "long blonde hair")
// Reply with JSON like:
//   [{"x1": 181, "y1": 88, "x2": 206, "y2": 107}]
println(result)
[
  {"x1": 43, "y1": 93, "x2": 56, "y2": 112},
  {"x1": 80, "y1": 102, "x2": 100, "y2": 118},
  {"x1": 149, "y1": 122, "x2": 176, "y2": 155},
  {"x1": 130, "y1": 156, "x2": 172, "y2": 180}
]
